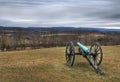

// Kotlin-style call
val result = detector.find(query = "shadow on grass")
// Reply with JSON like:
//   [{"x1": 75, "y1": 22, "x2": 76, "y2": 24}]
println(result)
[{"x1": 72, "y1": 62, "x2": 95, "y2": 73}]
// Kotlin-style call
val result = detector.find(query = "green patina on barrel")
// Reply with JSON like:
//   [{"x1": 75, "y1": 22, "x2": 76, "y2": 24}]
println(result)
[{"x1": 77, "y1": 42, "x2": 90, "y2": 54}]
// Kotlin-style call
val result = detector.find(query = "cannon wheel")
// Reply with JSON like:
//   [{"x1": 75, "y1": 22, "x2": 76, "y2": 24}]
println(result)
[
  {"x1": 90, "y1": 42, "x2": 103, "y2": 66},
  {"x1": 65, "y1": 41, "x2": 75, "y2": 67}
]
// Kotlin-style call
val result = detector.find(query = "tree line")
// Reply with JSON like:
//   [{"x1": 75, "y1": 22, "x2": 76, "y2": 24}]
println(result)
[{"x1": 0, "y1": 28, "x2": 120, "y2": 51}]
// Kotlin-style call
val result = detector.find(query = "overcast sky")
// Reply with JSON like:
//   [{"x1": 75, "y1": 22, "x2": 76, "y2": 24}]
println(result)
[{"x1": 0, "y1": 0, "x2": 120, "y2": 29}]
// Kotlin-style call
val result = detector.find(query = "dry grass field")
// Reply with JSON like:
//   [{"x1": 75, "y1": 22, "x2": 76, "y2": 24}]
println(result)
[{"x1": 0, "y1": 45, "x2": 120, "y2": 82}]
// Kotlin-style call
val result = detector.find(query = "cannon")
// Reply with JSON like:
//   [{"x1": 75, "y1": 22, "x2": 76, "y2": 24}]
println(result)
[{"x1": 65, "y1": 41, "x2": 104, "y2": 75}]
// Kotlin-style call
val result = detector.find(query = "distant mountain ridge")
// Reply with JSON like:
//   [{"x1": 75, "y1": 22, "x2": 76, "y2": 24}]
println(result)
[
  {"x1": 77, "y1": 27, "x2": 120, "y2": 32},
  {"x1": 0, "y1": 26, "x2": 120, "y2": 32}
]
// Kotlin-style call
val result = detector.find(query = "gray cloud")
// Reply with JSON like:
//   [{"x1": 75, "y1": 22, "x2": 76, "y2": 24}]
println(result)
[
  {"x1": 85, "y1": 0, "x2": 120, "y2": 20},
  {"x1": 0, "y1": 0, "x2": 120, "y2": 29}
]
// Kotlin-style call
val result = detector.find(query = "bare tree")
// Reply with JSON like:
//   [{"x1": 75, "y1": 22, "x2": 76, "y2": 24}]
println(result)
[{"x1": 0, "y1": 30, "x2": 7, "y2": 51}]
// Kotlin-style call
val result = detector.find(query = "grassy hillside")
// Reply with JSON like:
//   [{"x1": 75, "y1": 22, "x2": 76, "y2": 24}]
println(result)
[{"x1": 0, "y1": 46, "x2": 120, "y2": 82}]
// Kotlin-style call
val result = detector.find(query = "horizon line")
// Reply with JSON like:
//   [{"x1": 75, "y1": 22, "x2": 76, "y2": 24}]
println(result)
[{"x1": 0, "y1": 25, "x2": 120, "y2": 29}]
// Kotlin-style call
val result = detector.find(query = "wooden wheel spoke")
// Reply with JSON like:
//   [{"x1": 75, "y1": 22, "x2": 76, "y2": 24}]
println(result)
[
  {"x1": 66, "y1": 56, "x2": 70, "y2": 62},
  {"x1": 96, "y1": 48, "x2": 100, "y2": 52},
  {"x1": 97, "y1": 57, "x2": 100, "y2": 62},
  {"x1": 95, "y1": 45, "x2": 98, "y2": 50}
]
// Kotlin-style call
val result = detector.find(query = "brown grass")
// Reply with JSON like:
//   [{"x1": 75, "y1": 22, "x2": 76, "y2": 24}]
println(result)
[{"x1": 0, "y1": 46, "x2": 120, "y2": 82}]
